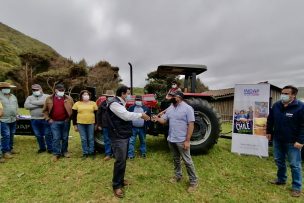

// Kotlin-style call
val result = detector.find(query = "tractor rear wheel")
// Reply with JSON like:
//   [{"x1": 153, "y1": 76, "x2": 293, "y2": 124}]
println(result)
[{"x1": 185, "y1": 98, "x2": 221, "y2": 154}]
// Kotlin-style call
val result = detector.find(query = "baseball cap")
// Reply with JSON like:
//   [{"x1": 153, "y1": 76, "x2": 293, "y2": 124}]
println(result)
[{"x1": 168, "y1": 90, "x2": 184, "y2": 98}]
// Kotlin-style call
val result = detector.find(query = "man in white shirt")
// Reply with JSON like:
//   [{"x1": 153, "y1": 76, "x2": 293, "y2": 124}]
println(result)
[{"x1": 107, "y1": 85, "x2": 150, "y2": 198}]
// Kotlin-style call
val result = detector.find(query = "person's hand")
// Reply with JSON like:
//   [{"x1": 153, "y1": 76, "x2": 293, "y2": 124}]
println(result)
[
  {"x1": 183, "y1": 140, "x2": 190, "y2": 150},
  {"x1": 157, "y1": 111, "x2": 165, "y2": 117},
  {"x1": 152, "y1": 115, "x2": 159, "y2": 122},
  {"x1": 141, "y1": 113, "x2": 150, "y2": 121},
  {"x1": 74, "y1": 125, "x2": 78, "y2": 132},
  {"x1": 97, "y1": 126, "x2": 102, "y2": 131},
  {"x1": 266, "y1": 134, "x2": 271, "y2": 141},
  {"x1": 294, "y1": 142, "x2": 303, "y2": 150}
]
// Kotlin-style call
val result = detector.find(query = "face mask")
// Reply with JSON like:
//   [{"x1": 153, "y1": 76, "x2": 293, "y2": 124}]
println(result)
[
  {"x1": 172, "y1": 84, "x2": 177, "y2": 88},
  {"x1": 56, "y1": 91, "x2": 64, "y2": 97},
  {"x1": 1, "y1": 88, "x2": 10, "y2": 94},
  {"x1": 170, "y1": 98, "x2": 177, "y2": 104},
  {"x1": 280, "y1": 94, "x2": 290, "y2": 103},
  {"x1": 82, "y1": 95, "x2": 90, "y2": 101},
  {"x1": 107, "y1": 97, "x2": 114, "y2": 103},
  {"x1": 33, "y1": 91, "x2": 41, "y2": 96},
  {"x1": 126, "y1": 95, "x2": 131, "y2": 100},
  {"x1": 135, "y1": 101, "x2": 142, "y2": 106}
]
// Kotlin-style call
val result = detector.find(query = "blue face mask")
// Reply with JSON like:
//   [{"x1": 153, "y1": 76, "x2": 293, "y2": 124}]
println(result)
[
  {"x1": 1, "y1": 88, "x2": 10, "y2": 94},
  {"x1": 280, "y1": 94, "x2": 290, "y2": 103},
  {"x1": 135, "y1": 101, "x2": 142, "y2": 106},
  {"x1": 107, "y1": 97, "x2": 114, "y2": 103}
]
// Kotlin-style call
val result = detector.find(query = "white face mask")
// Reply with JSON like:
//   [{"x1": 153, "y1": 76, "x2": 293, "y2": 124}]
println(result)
[
  {"x1": 82, "y1": 95, "x2": 90, "y2": 101},
  {"x1": 172, "y1": 84, "x2": 177, "y2": 88},
  {"x1": 135, "y1": 101, "x2": 142, "y2": 106},
  {"x1": 56, "y1": 91, "x2": 64, "y2": 97},
  {"x1": 280, "y1": 94, "x2": 290, "y2": 103},
  {"x1": 33, "y1": 91, "x2": 41, "y2": 96},
  {"x1": 1, "y1": 88, "x2": 10, "y2": 94}
]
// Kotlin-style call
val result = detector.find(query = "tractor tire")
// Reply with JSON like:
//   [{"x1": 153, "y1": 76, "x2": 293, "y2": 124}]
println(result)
[
  {"x1": 185, "y1": 98, "x2": 221, "y2": 154},
  {"x1": 94, "y1": 130, "x2": 104, "y2": 153}
]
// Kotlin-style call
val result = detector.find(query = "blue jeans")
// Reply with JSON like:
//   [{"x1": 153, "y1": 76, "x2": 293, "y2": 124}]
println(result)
[
  {"x1": 168, "y1": 141, "x2": 198, "y2": 185},
  {"x1": 273, "y1": 140, "x2": 302, "y2": 191},
  {"x1": 128, "y1": 127, "x2": 146, "y2": 158},
  {"x1": 111, "y1": 138, "x2": 129, "y2": 189},
  {"x1": 1, "y1": 122, "x2": 16, "y2": 153},
  {"x1": 50, "y1": 120, "x2": 71, "y2": 156},
  {"x1": 78, "y1": 124, "x2": 95, "y2": 155},
  {"x1": 103, "y1": 128, "x2": 112, "y2": 156},
  {"x1": 31, "y1": 119, "x2": 53, "y2": 151}
]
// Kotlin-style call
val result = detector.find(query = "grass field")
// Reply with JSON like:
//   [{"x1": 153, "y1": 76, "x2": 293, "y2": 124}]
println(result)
[{"x1": 0, "y1": 121, "x2": 303, "y2": 202}]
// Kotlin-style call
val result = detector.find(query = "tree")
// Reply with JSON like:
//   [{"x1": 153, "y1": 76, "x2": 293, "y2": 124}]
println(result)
[
  {"x1": 87, "y1": 61, "x2": 121, "y2": 96},
  {"x1": 144, "y1": 70, "x2": 178, "y2": 100}
]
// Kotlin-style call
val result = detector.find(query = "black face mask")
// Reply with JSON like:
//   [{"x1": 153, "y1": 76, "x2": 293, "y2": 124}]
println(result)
[{"x1": 170, "y1": 98, "x2": 177, "y2": 104}]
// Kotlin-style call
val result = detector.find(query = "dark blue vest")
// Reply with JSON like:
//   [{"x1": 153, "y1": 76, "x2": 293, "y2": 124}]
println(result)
[{"x1": 107, "y1": 97, "x2": 132, "y2": 139}]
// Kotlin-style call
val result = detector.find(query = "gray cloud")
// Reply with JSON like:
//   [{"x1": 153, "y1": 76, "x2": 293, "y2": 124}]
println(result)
[{"x1": 1, "y1": 0, "x2": 303, "y2": 90}]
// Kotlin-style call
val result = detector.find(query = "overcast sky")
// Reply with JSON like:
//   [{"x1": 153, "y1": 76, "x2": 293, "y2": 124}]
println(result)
[{"x1": 1, "y1": 0, "x2": 303, "y2": 90}]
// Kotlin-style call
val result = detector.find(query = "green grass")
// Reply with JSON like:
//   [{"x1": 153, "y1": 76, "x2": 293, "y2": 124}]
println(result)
[{"x1": 0, "y1": 122, "x2": 303, "y2": 202}]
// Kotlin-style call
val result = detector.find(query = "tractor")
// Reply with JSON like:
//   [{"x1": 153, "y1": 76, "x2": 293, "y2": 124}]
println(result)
[{"x1": 94, "y1": 64, "x2": 222, "y2": 154}]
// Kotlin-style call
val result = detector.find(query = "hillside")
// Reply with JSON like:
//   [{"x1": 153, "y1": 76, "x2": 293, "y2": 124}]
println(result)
[{"x1": 0, "y1": 22, "x2": 60, "y2": 78}]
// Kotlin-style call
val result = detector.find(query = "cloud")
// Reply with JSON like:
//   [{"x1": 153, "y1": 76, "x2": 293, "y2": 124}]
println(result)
[{"x1": 1, "y1": 0, "x2": 304, "y2": 90}]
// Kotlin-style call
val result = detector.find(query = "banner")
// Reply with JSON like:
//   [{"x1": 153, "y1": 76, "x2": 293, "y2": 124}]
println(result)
[{"x1": 231, "y1": 84, "x2": 270, "y2": 157}]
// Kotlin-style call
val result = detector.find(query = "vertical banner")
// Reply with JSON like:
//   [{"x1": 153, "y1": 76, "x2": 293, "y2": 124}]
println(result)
[{"x1": 231, "y1": 84, "x2": 270, "y2": 157}]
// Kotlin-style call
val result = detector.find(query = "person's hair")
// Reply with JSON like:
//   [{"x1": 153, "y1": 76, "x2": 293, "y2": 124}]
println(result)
[
  {"x1": 116, "y1": 85, "x2": 129, "y2": 97},
  {"x1": 79, "y1": 90, "x2": 91, "y2": 101},
  {"x1": 282, "y1": 85, "x2": 298, "y2": 95}
]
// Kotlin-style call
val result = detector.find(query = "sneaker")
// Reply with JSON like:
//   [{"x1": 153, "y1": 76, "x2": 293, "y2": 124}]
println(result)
[
  {"x1": 269, "y1": 179, "x2": 286, "y2": 185},
  {"x1": 291, "y1": 190, "x2": 301, "y2": 197},
  {"x1": 52, "y1": 155, "x2": 59, "y2": 162},
  {"x1": 0, "y1": 157, "x2": 5, "y2": 163},
  {"x1": 113, "y1": 188, "x2": 124, "y2": 198},
  {"x1": 104, "y1": 156, "x2": 112, "y2": 161},
  {"x1": 37, "y1": 149, "x2": 46, "y2": 153},
  {"x1": 187, "y1": 183, "x2": 198, "y2": 193},
  {"x1": 169, "y1": 176, "x2": 182, "y2": 183},
  {"x1": 3, "y1": 153, "x2": 13, "y2": 159},
  {"x1": 63, "y1": 152, "x2": 70, "y2": 158}
]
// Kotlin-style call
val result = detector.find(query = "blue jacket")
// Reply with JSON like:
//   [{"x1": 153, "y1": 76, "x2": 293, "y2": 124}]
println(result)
[
  {"x1": 128, "y1": 104, "x2": 151, "y2": 130},
  {"x1": 266, "y1": 99, "x2": 304, "y2": 144}
]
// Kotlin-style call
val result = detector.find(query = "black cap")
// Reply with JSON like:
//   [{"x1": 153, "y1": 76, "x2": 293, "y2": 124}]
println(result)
[
  {"x1": 55, "y1": 83, "x2": 65, "y2": 90},
  {"x1": 135, "y1": 95, "x2": 142, "y2": 100},
  {"x1": 168, "y1": 90, "x2": 184, "y2": 98}
]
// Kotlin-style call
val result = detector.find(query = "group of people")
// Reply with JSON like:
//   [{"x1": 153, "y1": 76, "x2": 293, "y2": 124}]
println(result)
[
  {"x1": 0, "y1": 80, "x2": 199, "y2": 198},
  {"x1": 1, "y1": 80, "x2": 302, "y2": 198}
]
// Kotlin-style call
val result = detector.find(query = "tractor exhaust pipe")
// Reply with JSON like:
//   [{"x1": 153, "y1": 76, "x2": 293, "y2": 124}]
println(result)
[{"x1": 128, "y1": 62, "x2": 133, "y2": 95}]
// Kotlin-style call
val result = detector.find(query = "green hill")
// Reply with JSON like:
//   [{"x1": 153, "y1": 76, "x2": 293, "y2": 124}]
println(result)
[{"x1": 0, "y1": 22, "x2": 60, "y2": 79}]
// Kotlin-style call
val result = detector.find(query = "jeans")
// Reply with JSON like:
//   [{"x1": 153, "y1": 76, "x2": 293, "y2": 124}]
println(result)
[
  {"x1": 128, "y1": 127, "x2": 146, "y2": 158},
  {"x1": 77, "y1": 124, "x2": 95, "y2": 155},
  {"x1": 168, "y1": 141, "x2": 198, "y2": 185},
  {"x1": 31, "y1": 119, "x2": 53, "y2": 151},
  {"x1": 111, "y1": 138, "x2": 129, "y2": 189},
  {"x1": 273, "y1": 140, "x2": 302, "y2": 191},
  {"x1": 1, "y1": 122, "x2": 16, "y2": 153},
  {"x1": 103, "y1": 128, "x2": 112, "y2": 156},
  {"x1": 50, "y1": 120, "x2": 71, "y2": 156}
]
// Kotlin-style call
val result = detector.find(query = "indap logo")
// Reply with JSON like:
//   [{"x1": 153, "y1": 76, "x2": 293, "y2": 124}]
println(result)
[{"x1": 243, "y1": 89, "x2": 259, "y2": 96}]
